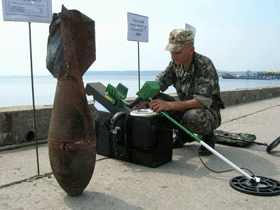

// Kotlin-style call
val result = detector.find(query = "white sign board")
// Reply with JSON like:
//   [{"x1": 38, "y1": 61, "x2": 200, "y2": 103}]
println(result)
[
  {"x1": 127, "y1": 12, "x2": 148, "y2": 42},
  {"x1": 2, "y1": 0, "x2": 52, "y2": 23},
  {"x1": 185, "y1": 23, "x2": 196, "y2": 42}
]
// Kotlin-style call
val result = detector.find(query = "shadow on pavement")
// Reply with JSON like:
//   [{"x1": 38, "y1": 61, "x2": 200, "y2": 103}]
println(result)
[{"x1": 64, "y1": 191, "x2": 142, "y2": 210}]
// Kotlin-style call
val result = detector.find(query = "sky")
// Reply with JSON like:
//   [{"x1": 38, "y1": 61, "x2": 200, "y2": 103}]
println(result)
[{"x1": 0, "y1": 0, "x2": 280, "y2": 76}]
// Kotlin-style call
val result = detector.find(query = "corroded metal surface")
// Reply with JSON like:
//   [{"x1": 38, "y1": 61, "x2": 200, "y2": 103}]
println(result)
[{"x1": 46, "y1": 5, "x2": 96, "y2": 197}]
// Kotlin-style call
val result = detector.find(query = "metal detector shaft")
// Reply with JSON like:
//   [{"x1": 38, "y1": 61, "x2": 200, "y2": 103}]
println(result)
[
  {"x1": 155, "y1": 108, "x2": 253, "y2": 181},
  {"x1": 215, "y1": 134, "x2": 268, "y2": 146}
]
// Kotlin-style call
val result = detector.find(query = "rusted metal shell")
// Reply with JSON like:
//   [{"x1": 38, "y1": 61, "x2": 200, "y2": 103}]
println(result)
[
  {"x1": 48, "y1": 79, "x2": 96, "y2": 196},
  {"x1": 46, "y1": 5, "x2": 96, "y2": 196}
]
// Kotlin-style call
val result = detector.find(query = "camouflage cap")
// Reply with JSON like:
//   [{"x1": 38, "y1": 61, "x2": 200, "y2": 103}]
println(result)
[{"x1": 165, "y1": 29, "x2": 194, "y2": 52}]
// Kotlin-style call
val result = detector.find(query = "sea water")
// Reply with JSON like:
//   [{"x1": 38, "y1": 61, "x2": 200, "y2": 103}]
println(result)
[{"x1": 1, "y1": 71, "x2": 280, "y2": 108}]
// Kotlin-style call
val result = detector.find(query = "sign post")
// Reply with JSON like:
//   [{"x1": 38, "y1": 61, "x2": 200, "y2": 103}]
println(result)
[
  {"x1": 2, "y1": 0, "x2": 52, "y2": 176},
  {"x1": 127, "y1": 12, "x2": 148, "y2": 90}
]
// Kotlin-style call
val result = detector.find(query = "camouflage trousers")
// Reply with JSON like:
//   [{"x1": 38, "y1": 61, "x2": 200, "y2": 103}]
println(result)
[{"x1": 154, "y1": 93, "x2": 221, "y2": 138}]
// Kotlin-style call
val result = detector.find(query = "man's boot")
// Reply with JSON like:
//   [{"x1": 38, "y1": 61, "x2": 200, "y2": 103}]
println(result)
[{"x1": 198, "y1": 131, "x2": 215, "y2": 156}]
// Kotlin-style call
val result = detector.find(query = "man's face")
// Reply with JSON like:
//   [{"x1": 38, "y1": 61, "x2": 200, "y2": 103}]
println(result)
[{"x1": 170, "y1": 44, "x2": 194, "y2": 65}]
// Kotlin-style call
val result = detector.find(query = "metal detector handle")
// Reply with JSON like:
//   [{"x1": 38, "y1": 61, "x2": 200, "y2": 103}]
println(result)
[{"x1": 125, "y1": 96, "x2": 143, "y2": 109}]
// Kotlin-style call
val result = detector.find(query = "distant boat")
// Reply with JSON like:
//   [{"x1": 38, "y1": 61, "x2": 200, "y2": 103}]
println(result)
[
  {"x1": 222, "y1": 71, "x2": 280, "y2": 80},
  {"x1": 257, "y1": 71, "x2": 280, "y2": 80}
]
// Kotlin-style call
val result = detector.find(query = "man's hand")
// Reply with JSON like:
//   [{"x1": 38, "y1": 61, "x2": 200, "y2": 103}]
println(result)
[{"x1": 149, "y1": 99, "x2": 173, "y2": 113}]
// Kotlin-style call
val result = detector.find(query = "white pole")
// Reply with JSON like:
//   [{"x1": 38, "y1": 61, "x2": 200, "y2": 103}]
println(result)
[{"x1": 200, "y1": 141, "x2": 253, "y2": 180}]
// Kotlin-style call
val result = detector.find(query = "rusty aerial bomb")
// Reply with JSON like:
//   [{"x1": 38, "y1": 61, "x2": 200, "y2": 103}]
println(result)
[{"x1": 46, "y1": 5, "x2": 96, "y2": 196}]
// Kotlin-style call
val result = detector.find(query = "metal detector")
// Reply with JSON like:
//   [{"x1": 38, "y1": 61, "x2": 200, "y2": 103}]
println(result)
[
  {"x1": 104, "y1": 81, "x2": 280, "y2": 196},
  {"x1": 215, "y1": 132, "x2": 280, "y2": 153}
]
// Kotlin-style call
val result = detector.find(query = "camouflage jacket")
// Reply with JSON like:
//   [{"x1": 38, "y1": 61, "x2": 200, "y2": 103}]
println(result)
[{"x1": 155, "y1": 52, "x2": 224, "y2": 111}]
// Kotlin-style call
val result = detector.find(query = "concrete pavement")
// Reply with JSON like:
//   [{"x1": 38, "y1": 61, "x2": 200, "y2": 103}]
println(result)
[{"x1": 1, "y1": 97, "x2": 280, "y2": 209}]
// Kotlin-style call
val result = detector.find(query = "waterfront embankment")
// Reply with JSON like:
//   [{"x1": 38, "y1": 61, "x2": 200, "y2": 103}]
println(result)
[{"x1": 1, "y1": 86, "x2": 280, "y2": 147}]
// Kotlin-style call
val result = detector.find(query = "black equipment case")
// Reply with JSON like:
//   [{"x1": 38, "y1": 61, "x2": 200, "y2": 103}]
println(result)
[{"x1": 95, "y1": 111, "x2": 173, "y2": 168}]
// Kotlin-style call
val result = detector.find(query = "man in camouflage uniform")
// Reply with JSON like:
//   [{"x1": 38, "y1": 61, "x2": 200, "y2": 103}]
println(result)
[{"x1": 149, "y1": 29, "x2": 224, "y2": 156}]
